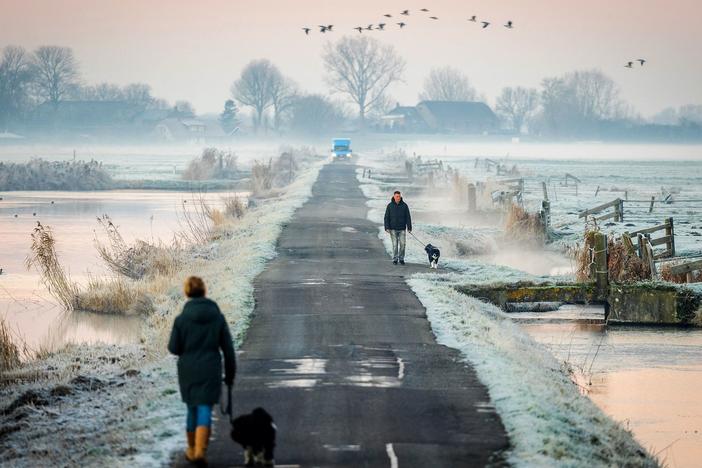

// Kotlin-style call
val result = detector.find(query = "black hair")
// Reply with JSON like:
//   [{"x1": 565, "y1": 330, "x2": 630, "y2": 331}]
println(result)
[{"x1": 394, "y1": 190, "x2": 401, "y2": 195}]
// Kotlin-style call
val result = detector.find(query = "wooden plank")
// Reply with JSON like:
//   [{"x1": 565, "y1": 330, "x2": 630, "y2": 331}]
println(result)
[
  {"x1": 670, "y1": 259, "x2": 702, "y2": 275},
  {"x1": 650, "y1": 236, "x2": 672, "y2": 247},
  {"x1": 628, "y1": 221, "x2": 670, "y2": 236},
  {"x1": 578, "y1": 198, "x2": 621, "y2": 218},
  {"x1": 596, "y1": 211, "x2": 620, "y2": 221}
]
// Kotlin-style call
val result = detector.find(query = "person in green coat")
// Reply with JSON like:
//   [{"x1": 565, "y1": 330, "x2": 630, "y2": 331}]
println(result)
[{"x1": 168, "y1": 276, "x2": 237, "y2": 465}]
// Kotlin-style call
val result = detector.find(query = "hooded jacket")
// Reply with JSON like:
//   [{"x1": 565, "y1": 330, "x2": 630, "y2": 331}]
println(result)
[
  {"x1": 384, "y1": 196, "x2": 412, "y2": 231},
  {"x1": 168, "y1": 297, "x2": 236, "y2": 406}
]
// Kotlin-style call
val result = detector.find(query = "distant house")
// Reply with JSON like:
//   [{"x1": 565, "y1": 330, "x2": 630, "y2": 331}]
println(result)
[
  {"x1": 379, "y1": 105, "x2": 428, "y2": 132},
  {"x1": 380, "y1": 100, "x2": 499, "y2": 134},
  {"x1": 154, "y1": 117, "x2": 236, "y2": 144}
]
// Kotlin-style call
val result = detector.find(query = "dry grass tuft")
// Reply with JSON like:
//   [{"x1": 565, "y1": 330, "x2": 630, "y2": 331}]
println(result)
[
  {"x1": 223, "y1": 194, "x2": 246, "y2": 219},
  {"x1": 94, "y1": 215, "x2": 181, "y2": 279},
  {"x1": 660, "y1": 263, "x2": 702, "y2": 283},
  {"x1": 182, "y1": 147, "x2": 238, "y2": 180},
  {"x1": 76, "y1": 276, "x2": 153, "y2": 316},
  {"x1": 503, "y1": 204, "x2": 545, "y2": 244},
  {"x1": 607, "y1": 236, "x2": 650, "y2": 283},
  {"x1": 251, "y1": 158, "x2": 274, "y2": 195},
  {"x1": 25, "y1": 222, "x2": 79, "y2": 311},
  {"x1": 0, "y1": 316, "x2": 21, "y2": 374},
  {"x1": 177, "y1": 192, "x2": 217, "y2": 245}
]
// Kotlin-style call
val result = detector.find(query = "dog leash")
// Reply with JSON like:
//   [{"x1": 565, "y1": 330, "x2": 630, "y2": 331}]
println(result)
[
  {"x1": 407, "y1": 230, "x2": 428, "y2": 248},
  {"x1": 220, "y1": 382, "x2": 234, "y2": 424}
]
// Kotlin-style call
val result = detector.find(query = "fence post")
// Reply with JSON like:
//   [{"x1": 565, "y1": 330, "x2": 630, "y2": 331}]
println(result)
[
  {"x1": 648, "y1": 196, "x2": 655, "y2": 213},
  {"x1": 594, "y1": 232, "x2": 608, "y2": 299},
  {"x1": 666, "y1": 217, "x2": 675, "y2": 258},
  {"x1": 541, "y1": 181, "x2": 548, "y2": 201},
  {"x1": 467, "y1": 183, "x2": 477, "y2": 212},
  {"x1": 614, "y1": 198, "x2": 624, "y2": 222},
  {"x1": 541, "y1": 200, "x2": 551, "y2": 238}
]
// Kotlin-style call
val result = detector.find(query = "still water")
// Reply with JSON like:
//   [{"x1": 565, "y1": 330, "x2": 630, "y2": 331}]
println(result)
[
  {"x1": 522, "y1": 321, "x2": 702, "y2": 467},
  {"x1": 0, "y1": 189, "x2": 242, "y2": 352}
]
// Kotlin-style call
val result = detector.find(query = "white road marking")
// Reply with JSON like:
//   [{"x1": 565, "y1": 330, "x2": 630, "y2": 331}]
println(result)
[
  {"x1": 386, "y1": 443, "x2": 399, "y2": 468},
  {"x1": 397, "y1": 357, "x2": 405, "y2": 380}
]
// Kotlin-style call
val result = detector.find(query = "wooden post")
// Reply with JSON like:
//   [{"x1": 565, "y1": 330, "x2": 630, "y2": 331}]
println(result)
[
  {"x1": 467, "y1": 184, "x2": 477, "y2": 212},
  {"x1": 594, "y1": 232, "x2": 608, "y2": 299},
  {"x1": 648, "y1": 196, "x2": 655, "y2": 213},
  {"x1": 542, "y1": 181, "x2": 548, "y2": 201},
  {"x1": 541, "y1": 200, "x2": 551, "y2": 237},
  {"x1": 645, "y1": 240, "x2": 657, "y2": 279},
  {"x1": 666, "y1": 217, "x2": 675, "y2": 258},
  {"x1": 616, "y1": 198, "x2": 624, "y2": 222},
  {"x1": 594, "y1": 185, "x2": 600, "y2": 197},
  {"x1": 636, "y1": 233, "x2": 645, "y2": 258}
]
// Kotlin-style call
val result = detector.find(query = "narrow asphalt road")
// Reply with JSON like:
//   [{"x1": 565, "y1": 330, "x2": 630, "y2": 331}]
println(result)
[{"x1": 175, "y1": 160, "x2": 508, "y2": 467}]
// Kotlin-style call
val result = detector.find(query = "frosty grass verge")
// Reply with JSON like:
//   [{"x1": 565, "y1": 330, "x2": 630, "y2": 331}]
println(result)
[
  {"x1": 357, "y1": 160, "x2": 658, "y2": 467},
  {"x1": 0, "y1": 160, "x2": 325, "y2": 467}
]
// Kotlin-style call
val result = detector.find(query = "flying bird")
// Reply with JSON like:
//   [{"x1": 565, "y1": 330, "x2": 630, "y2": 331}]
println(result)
[
  {"x1": 469, "y1": 16, "x2": 477, "y2": 22},
  {"x1": 625, "y1": 61, "x2": 633, "y2": 68},
  {"x1": 637, "y1": 59, "x2": 646, "y2": 66},
  {"x1": 397, "y1": 22, "x2": 407, "y2": 28},
  {"x1": 429, "y1": 16, "x2": 438, "y2": 20},
  {"x1": 481, "y1": 21, "x2": 490, "y2": 28},
  {"x1": 504, "y1": 21, "x2": 513, "y2": 29},
  {"x1": 377, "y1": 23, "x2": 386, "y2": 30},
  {"x1": 318, "y1": 25, "x2": 328, "y2": 32},
  {"x1": 401, "y1": 10, "x2": 410, "y2": 16},
  {"x1": 327, "y1": 25, "x2": 334, "y2": 31},
  {"x1": 302, "y1": 28, "x2": 311, "y2": 35},
  {"x1": 354, "y1": 26, "x2": 364, "y2": 33},
  {"x1": 366, "y1": 24, "x2": 374, "y2": 30},
  {"x1": 384, "y1": 14, "x2": 392, "y2": 18},
  {"x1": 420, "y1": 8, "x2": 429, "y2": 12}
]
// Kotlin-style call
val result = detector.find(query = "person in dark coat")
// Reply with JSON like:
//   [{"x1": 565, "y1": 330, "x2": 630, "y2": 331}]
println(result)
[
  {"x1": 168, "y1": 276, "x2": 237, "y2": 465},
  {"x1": 384, "y1": 190, "x2": 412, "y2": 265}
]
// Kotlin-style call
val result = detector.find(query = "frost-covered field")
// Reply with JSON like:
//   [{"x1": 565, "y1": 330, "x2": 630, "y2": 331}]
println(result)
[
  {"x1": 0, "y1": 142, "x2": 307, "y2": 181},
  {"x1": 358, "y1": 151, "x2": 660, "y2": 466},
  {"x1": 0, "y1": 159, "x2": 325, "y2": 467}
]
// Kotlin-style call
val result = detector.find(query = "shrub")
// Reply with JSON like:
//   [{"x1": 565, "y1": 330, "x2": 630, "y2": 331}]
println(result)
[{"x1": 182, "y1": 148, "x2": 238, "y2": 180}]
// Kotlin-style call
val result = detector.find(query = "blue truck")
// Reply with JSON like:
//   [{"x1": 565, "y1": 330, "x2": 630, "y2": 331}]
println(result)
[{"x1": 331, "y1": 138, "x2": 352, "y2": 159}]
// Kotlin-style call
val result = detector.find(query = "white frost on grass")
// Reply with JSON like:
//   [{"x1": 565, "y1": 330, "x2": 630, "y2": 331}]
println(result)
[
  {"x1": 357, "y1": 152, "x2": 657, "y2": 466},
  {"x1": 409, "y1": 276, "x2": 657, "y2": 466},
  {"x1": 0, "y1": 159, "x2": 326, "y2": 467}
]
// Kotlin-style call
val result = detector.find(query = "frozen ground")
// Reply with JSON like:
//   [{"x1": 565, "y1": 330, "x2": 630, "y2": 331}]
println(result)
[
  {"x1": 358, "y1": 151, "x2": 660, "y2": 466},
  {"x1": 0, "y1": 157, "x2": 326, "y2": 467}
]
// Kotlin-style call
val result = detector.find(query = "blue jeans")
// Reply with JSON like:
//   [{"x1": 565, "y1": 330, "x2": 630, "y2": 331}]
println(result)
[
  {"x1": 389, "y1": 230, "x2": 406, "y2": 262},
  {"x1": 186, "y1": 404, "x2": 212, "y2": 431}
]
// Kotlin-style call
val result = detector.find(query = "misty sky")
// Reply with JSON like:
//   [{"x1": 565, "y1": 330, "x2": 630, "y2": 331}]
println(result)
[{"x1": 2, "y1": 0, "x2": 701, "y2": 117}]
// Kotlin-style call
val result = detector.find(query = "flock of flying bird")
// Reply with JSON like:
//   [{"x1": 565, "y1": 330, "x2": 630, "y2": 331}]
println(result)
[
  {"x1": 301, "y1": 8, "x2": 646, "y2": 70},
  {"x1": 301, "y1": 9, "x2": 514, "y2": 35}
]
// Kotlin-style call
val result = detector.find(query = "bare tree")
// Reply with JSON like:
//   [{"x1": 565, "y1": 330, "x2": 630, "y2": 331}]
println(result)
[
  {"x1": 495, "y1": 86, "x2": 539, "y2": 133},
  {"x1": 74, "y1": 82, "x2": 124, "y2": 100},
  {"x1": 566, "y1": 69, "x2": 622, "y2": 121},
  {"x1": 231, "y1": 59, "x2": 278, "y2": 132},
  {"x1": 122, "y1": 83, "x2": 155, "y2": 106},
  {"x1": 31, "y1": 46, "x2": 80, "y2": 108},
  {"x1": 0, "y1": 46, "x2": 34, "y2": 126},
  {"x1": 268, "y1": 71, "x2": 297, "y2": 132},
  {"x1": 323, "y1": 36, "x2": 405, "y2": 125},
  {"x1": 289, "y1": 94, "x2": 346, "y2": 134},
  {"x1": 420, "y1": 66, "x2": 477, "y2": 102}
]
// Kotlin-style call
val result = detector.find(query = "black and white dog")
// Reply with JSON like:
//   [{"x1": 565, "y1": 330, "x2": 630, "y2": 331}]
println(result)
[
  {"x1": 424, "y1": 243, "x2": 441, "y2": 269},
  {"x1": 230, "y1": 407, "x2": 277, "y2": 467}
]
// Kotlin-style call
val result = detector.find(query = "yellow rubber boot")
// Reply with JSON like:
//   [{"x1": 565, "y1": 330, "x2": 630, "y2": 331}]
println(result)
[
  {"x1": 185, "y1": 431, "x2": 196, "y2": 461},
  {"x1": 192, "y1": 426, "x2": 210, "y2": 465}
]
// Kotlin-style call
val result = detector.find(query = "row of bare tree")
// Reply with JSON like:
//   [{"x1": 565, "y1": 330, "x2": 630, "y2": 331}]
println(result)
[{"x1": 0, "y1": 45, "x2": 191, "y2": 128}]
